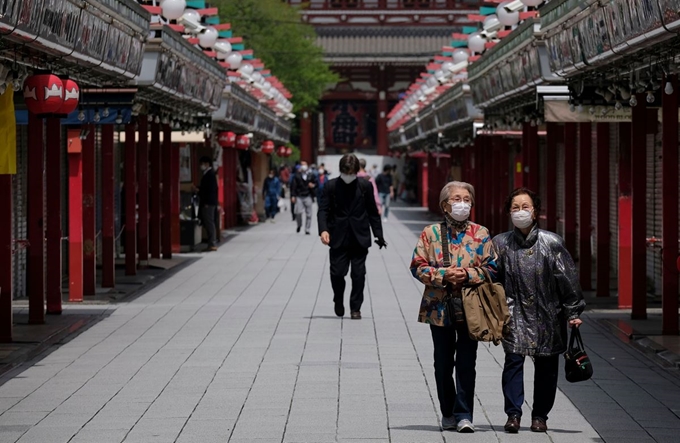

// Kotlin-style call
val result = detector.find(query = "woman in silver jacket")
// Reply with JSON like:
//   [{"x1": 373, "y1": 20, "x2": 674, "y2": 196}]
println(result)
[{"x1": 492, "y1": 188, "x2": 585, "y2": 434}]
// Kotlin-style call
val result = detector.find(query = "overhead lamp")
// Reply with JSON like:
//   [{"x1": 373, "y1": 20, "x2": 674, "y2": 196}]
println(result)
[
  {"x1": 178, "y1": 10, "x2": 205, "y2": 33},
  {"x1": 646, "y1": 91, "x2": 655, "y2": 103},
  {"x1": 504, "y1": 0, "x2": 525, "y2": 12},
  {"x1": 665, "y1": 81, "x2": 674, "y2": 95}
]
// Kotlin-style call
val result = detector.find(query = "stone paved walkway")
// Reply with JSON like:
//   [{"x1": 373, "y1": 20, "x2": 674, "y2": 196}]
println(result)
[{"x1": 0, "y1": 204, "x2": 677, "y2": 442}]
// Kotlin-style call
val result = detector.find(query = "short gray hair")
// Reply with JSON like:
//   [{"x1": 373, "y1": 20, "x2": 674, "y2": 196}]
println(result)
[{"x1": 439, "y1": 181, "x2": 475, "y2": 210}]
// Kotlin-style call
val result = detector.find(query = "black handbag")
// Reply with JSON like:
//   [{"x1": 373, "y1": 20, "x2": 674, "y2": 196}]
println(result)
[
  {"x1": 563, "y1": 327, "x2": 593, "y2": 382},
  {"x1": 440, "y1": 223, "x2": 465, "y2": 325}
]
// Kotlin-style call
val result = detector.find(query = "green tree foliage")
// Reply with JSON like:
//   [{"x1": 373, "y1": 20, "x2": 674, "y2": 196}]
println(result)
[{"x1": 215, "y1": 0, "x2": 338, "y2": 112}]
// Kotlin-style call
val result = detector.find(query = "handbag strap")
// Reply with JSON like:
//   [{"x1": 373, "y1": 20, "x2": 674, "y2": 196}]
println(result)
[
  {"x1": 569, "y1": 327, "x2": 585, "y2": 351},
  {"x1": 440, "y1": 222, "x2": 451, "y2": 267}
]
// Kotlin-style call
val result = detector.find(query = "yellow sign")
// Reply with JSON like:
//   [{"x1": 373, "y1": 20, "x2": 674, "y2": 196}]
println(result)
[{"x1": 0, "y1": 88, "x2": 16, "y2": 174}]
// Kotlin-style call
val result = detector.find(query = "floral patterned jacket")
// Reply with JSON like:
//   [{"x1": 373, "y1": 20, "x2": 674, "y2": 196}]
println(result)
[{"x1": 410, "y1": 222, "x2": 498, "y2": 327}]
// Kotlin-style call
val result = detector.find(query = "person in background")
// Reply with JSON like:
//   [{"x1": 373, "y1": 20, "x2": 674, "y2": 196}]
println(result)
[
  {"x1": 493, "y1": 187, "x2": 585, "y2": 434},
  {"x1": 291, "y1": 161, "x2": 317, "y2": 234},
  {"x1": 357, "y1": 158, "x2": 382, "y2": 216},
  {"x1": 375, "y1": 165, "x2": 394, "y2": 222},
  {"x1": 289, "y1": 162, "x2": 300, "y2": 221},
  {"x1": 195, "y1": 156, "x2": 219, "y2": 251},
  {"x1": 263, "y1": 168, "x2": 282, "y2": 223},
  {"x1": 318, "y1": 154, "x2": 386, "y2": 320},
  {"x1": 410, "y1": 181, "x2": 497, "y2": 434},
  {"x1": 316, "y1": 164, "x2": 328, "y2": 204},
  {"x1": 391, "y1": 165, "x2": 400, "y2": 202},
  {"x1": 369, "y1": 163, "x2": 379, "y2": 179}
]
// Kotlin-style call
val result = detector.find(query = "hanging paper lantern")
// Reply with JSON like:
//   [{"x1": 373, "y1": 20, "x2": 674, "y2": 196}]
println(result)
[
  {"x1": 468, "y1": 32, "x2": 487, "y2": 54},
  {"x1": 55, "y1": 78, "x2": 80, "y2": 115},
  {"x1": 226, "y1": 52, "x2": 243, "y2": 70},
  {"x1": 198, "y1": 26, "x2": 219, "y2": 49},
  {"x1": 239, "y1": 63, "x2": 254, "y2": 77},
  {"x1": 214, "y1": 41, "x2": 232, "y2": 60},
  {"x1": 161, "y1": 0, "x2": 186, "y2": 20},
  {"x1": 497, "y1": 2, "x2": 520, "y2": 27},
  {"x1": 181, "y1": 8, "x2": 200, "y2": 24},
  {"x1": 23, "y1": 73, "x2": 64, "y2": 115},
  {"x1": 452, "y1": 49, "x2": 470, "y2": 65},
  {"x1": 261, "y1": 140, "x2": 275, "y2": 155},
  {"x1": 235, "y1": 134, "x2": 250, "y2": 150},
  {"x1": 521, "y1": 0, "x2": 544, "y2": 7},
  {"x1": 276, "y1": 145, "x2": 287, "y2": 157},
  {"x1": 285, "y1": 146, "x2": 293, "y2": 157},
  {"x1": 217, "y1": 131, "x2": 236, "y2": 148}
]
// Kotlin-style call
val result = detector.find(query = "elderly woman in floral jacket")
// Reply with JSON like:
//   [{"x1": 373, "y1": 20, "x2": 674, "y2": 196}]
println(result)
[
  {"x1": 410, "y1": 181, "x2": 497, "y2": 434},
  {"x1": 493, "y1": 187, "x2": 585, "y2": 434}
]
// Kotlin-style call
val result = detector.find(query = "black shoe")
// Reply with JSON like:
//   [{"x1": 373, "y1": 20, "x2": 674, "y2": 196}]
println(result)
[
  {"x1": 504, "y1": 415, "x2": 520, "y2": 433},
  {"x1": 350, "y1": 311, "x2": 361, "y2": 320},
  {"x1": 334, "y1": 302, "x2": 345, "y2": 317},
  {"x1": 305, "y1": 231, "x2": 310, "y2": 235},
  {"x1": 296, "y1": 226, "x2": 301, "y2": 233}
]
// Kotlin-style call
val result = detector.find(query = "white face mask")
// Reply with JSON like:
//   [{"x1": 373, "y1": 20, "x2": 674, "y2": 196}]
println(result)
[
  {"x1": 340, "y1": 173, "x2": 357, "y2": 184},
  {"x1": 300, "y1": 165, "x2": 308, "y2": 172},
  {"x1": 318, "y1": 169, "x2": 324, "y2": 175},
  {"x1": 200, "y1": 165, "x2": 208, "y2": 172},
  {"x1": 450, "y1": 202, "x2": 471, "y2": 222},
  {"x1": 511, "y1": 210, "x2": 534, "y2": 229}
]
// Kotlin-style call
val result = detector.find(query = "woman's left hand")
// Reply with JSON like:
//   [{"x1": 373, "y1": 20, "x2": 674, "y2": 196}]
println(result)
[
  {"x1": 569, "y1": 318, "x2": 583, "y2": 328},
  {"x1": 451, "y1": 268, "x2": 467, "y2": 284}
]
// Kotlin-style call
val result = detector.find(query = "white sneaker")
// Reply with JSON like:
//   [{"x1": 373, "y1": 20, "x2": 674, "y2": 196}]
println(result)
[
  {"x1": 457, "y1": 419, "x2": 474, "y2": 433},
  {"x1": 383, "y1": 217, "x2": 388, "y2": 222}
]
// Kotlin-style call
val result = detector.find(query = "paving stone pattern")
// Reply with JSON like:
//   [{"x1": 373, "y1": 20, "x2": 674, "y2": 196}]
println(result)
[{"x1": 0, "y1": 206, "x2": 676, "y2": 442}]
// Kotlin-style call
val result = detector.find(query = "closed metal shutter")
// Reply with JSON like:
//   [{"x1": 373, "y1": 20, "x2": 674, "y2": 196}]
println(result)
[
  {"x1": 12, "y1": 127, "x2": 28, "y2": 299},
  {"x1": 556, "y1": 136, "x2": 565, "y2": 238},
  {"x1": 609, "y1": 123, "x2": 619, "y2": 287},
  {"x1": 646, "y1": 126, "x2": 663, "y2": 296}
]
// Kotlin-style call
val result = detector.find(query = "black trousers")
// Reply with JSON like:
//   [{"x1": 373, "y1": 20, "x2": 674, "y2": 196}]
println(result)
[
  {"x1": 430, "y1": 323, "x2": 478, "y2": 422},
  {"x1": 329, "y1": 245, "x2": 368, "y2": 312},
  {"x1": 502, "y1": 353, "x2": 559, "y2": 421},
  {"x1": 201, "y1": 205, "x2": 217, "y2": 247}
]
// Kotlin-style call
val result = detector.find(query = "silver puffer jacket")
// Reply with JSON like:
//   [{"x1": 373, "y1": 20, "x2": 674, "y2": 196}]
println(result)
[{"x1": 492, "y1": 226, "x2": 585, "y2": 357}]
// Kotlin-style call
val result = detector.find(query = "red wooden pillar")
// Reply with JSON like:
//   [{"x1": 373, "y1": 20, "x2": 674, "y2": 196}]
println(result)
[
  {"x1": 101, "y1": 125, "x2": 115, "y2": 288},
  {"x1": 578, "y1": 123, "x2": 593, "y2": 290},
  {"x1": 377, "y1": 66, "x2": 388, "y2": 156},
  {"x1": 662, "y1": 76, "x2": 679, "y2": 333},
  {"x1": 631, "y1": 95, "x2": 647, "y2": 319},
  {"x1": 564, "y1": 123, "x2": 578, "y2": 257},
  {"x1": 125, "y1": 122, "x2": 137, "y2": 275},
  {"x1": 45, "y1": 118, "x2": 62, "y2": 314},
  {"x1": 171, "y1": 141, "x2": 180, "y2": 254},
  {"x1": 162, "y1": 125, "x2": 172, "y2": 259},
  {"x1": 525, "y1": 122, "x2": 539, "y2": 192},
  {"x1": 300, "y1": 111, "x2": 312, "y2": 163},
  {"x1": 617, "y1": 122, "x2": 632, "y2": 309},
  {"x1": 27, "y1": 113, "x2": 45, "y2": 323},
  {"x1": 0, "y1": 174, "x2": 12, "y2": 342},
  {"x1": 82, "y1": 125, "x2": 96, "y2": 295},
  {"x1": 67, "y1": 129, "x2": 84, "y2": 302},
  {"x1": 149, "y1": 121, "x2": 161, "y2": 259},
  {"x1": 595, "y1": 123, "x2": 610, "y2": 297},
  {"x1": 137, "y1": 118, "x2": 149, "y2": 265},
  {"x1": 545, "y1": 123, "x2": 558, "y2": 233}
]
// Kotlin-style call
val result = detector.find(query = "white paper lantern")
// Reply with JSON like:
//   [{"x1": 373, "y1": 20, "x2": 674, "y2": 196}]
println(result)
[
  {"x1": 434, "y1": 70, "x2": 446, "y2": 82},
  {"x1": 252, "y1": 72, "x2": 262, "y2": 83},
  {"x1": 483, "y1": 15, "x2": 501, "y2": 31},
  {"x1": 226, "y1": 52, "x2": 243, "y2": 70},
  {"x1": 441, "y1": 61, "x2": 455, "y2": 72},
  {"x1": 452, "y1": 49, "x2": 470, "y2": 64},
  {"x1": 181, "y1": 8, "x2": 200, "y2": 24},
  {"x1": 497, "y1": 2, "x2": 520, "y2": 26},
  {"x1": 468, "y1": 32, "x2": 487, "y2": 54},
  {"x1": 161, "y1": 0, "x2": 186, "y2": 20},
  {"x1": 239, "y1": 63, "x2": 254, "y2": 76},
  {"x1": 262, "y1": 81, "x2": 271, "y2": 91},
  {"x1": 426, "y1": 76, "x2": 438, "y2": 88},
  {"x1": 214, "y1": 41, "x2": 232, "y2": 59},
  {"x1": 198, "y1": 26, "x2": 218, "y2": 48},
  {"x1": 521, "y1": 0, "x2": 544, "y2": 7}
]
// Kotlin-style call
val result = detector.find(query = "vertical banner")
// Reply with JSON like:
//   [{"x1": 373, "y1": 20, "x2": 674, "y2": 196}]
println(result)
[{"x1": 0, "y1": 89, "x2": 16, "y2": 174}]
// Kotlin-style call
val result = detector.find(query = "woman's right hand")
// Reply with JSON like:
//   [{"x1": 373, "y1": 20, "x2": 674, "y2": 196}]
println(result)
[{"x1": 444, "y1": 267, "x2": 467, "y2": 284}]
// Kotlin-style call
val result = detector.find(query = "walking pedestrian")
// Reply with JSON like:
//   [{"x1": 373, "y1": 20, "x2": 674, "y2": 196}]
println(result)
[
  {"x1": 318, "y1": 154, "x2": 386, "y2": 320},
  {"x1": 195, "y1": 156, "x2": 219, "y2": 251},
  {"x1": 357, "y1": 158, "x2": 382, "y2": 215},
  {"x1": 493, "y1": 187, "x2": 585, "y2": 434},
  {"x1": 391, "y1": 165, "x2": 400, "y2": 202},
  {"x1": 410, "y1": 181, "x2": 497, "y2": 433},
  {"x1": 375, "y1": 165, "x2": 394, "y2": 222},
  {"x1": 263, "y1": 168, "x2": 282, "y2": 222},
  {"x1": 291, "y1": 161, "x2": 317, "y2": 234}
]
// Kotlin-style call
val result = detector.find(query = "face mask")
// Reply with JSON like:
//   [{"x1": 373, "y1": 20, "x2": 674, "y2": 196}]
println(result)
[
  {"x1": 341, "y1": 173, "x2": 357, "y2": 184},
  {"x1": 200, "y1": 165, "x2": 207, "y2": 171},
  {"x1": 450, "y1": 202, "x2": 471, "y2": 222},
  {"x1": 318, "y1": 169, "x2": 324, "y2": 175},
  {"x1": 300, "y1": 165, "x2": 308, "y2": 172},
  {"x1": 511, "y1": 210, "x2": 534, "y2": 229},
  {"x1": 268, "y1": 174, "x2": 274, "y2": 178}
]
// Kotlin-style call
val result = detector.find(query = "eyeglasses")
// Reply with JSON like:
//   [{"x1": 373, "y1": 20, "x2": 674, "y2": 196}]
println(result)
[{"x1": 510, "y1": 206, "x2": 533, "y2": 213}]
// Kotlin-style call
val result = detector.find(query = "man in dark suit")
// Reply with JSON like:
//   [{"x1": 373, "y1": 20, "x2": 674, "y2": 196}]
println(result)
[
  {"x1": 196, "y1": 156, "x2": 219, "y2": 251},
  {"x1": 318, "y1": 154, "x2": 387, "y2": 320}
]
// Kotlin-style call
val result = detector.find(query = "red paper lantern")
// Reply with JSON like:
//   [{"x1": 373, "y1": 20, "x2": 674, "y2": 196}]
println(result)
[
  {"x1": 235, "y1": 134, "x2": 250, "y2": 150},
  {"x1": 55, "y1": 79, "x2": 79, "y2": 115},
  {"x1": 218, "y1": 131, "x2": 236, "y2": 148},
  {"x1": 261, "y1": 140, "x2": 274, "y2": 155},
  {"x1": 285, "y1": 146, "x2": 293, "y2": 157},
  {"x1": 23, "y1": 74, "x2": 64, "y2": 115},
  {"x1": 276, "y1": 145, "x2": 287, "y2": 157}
]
